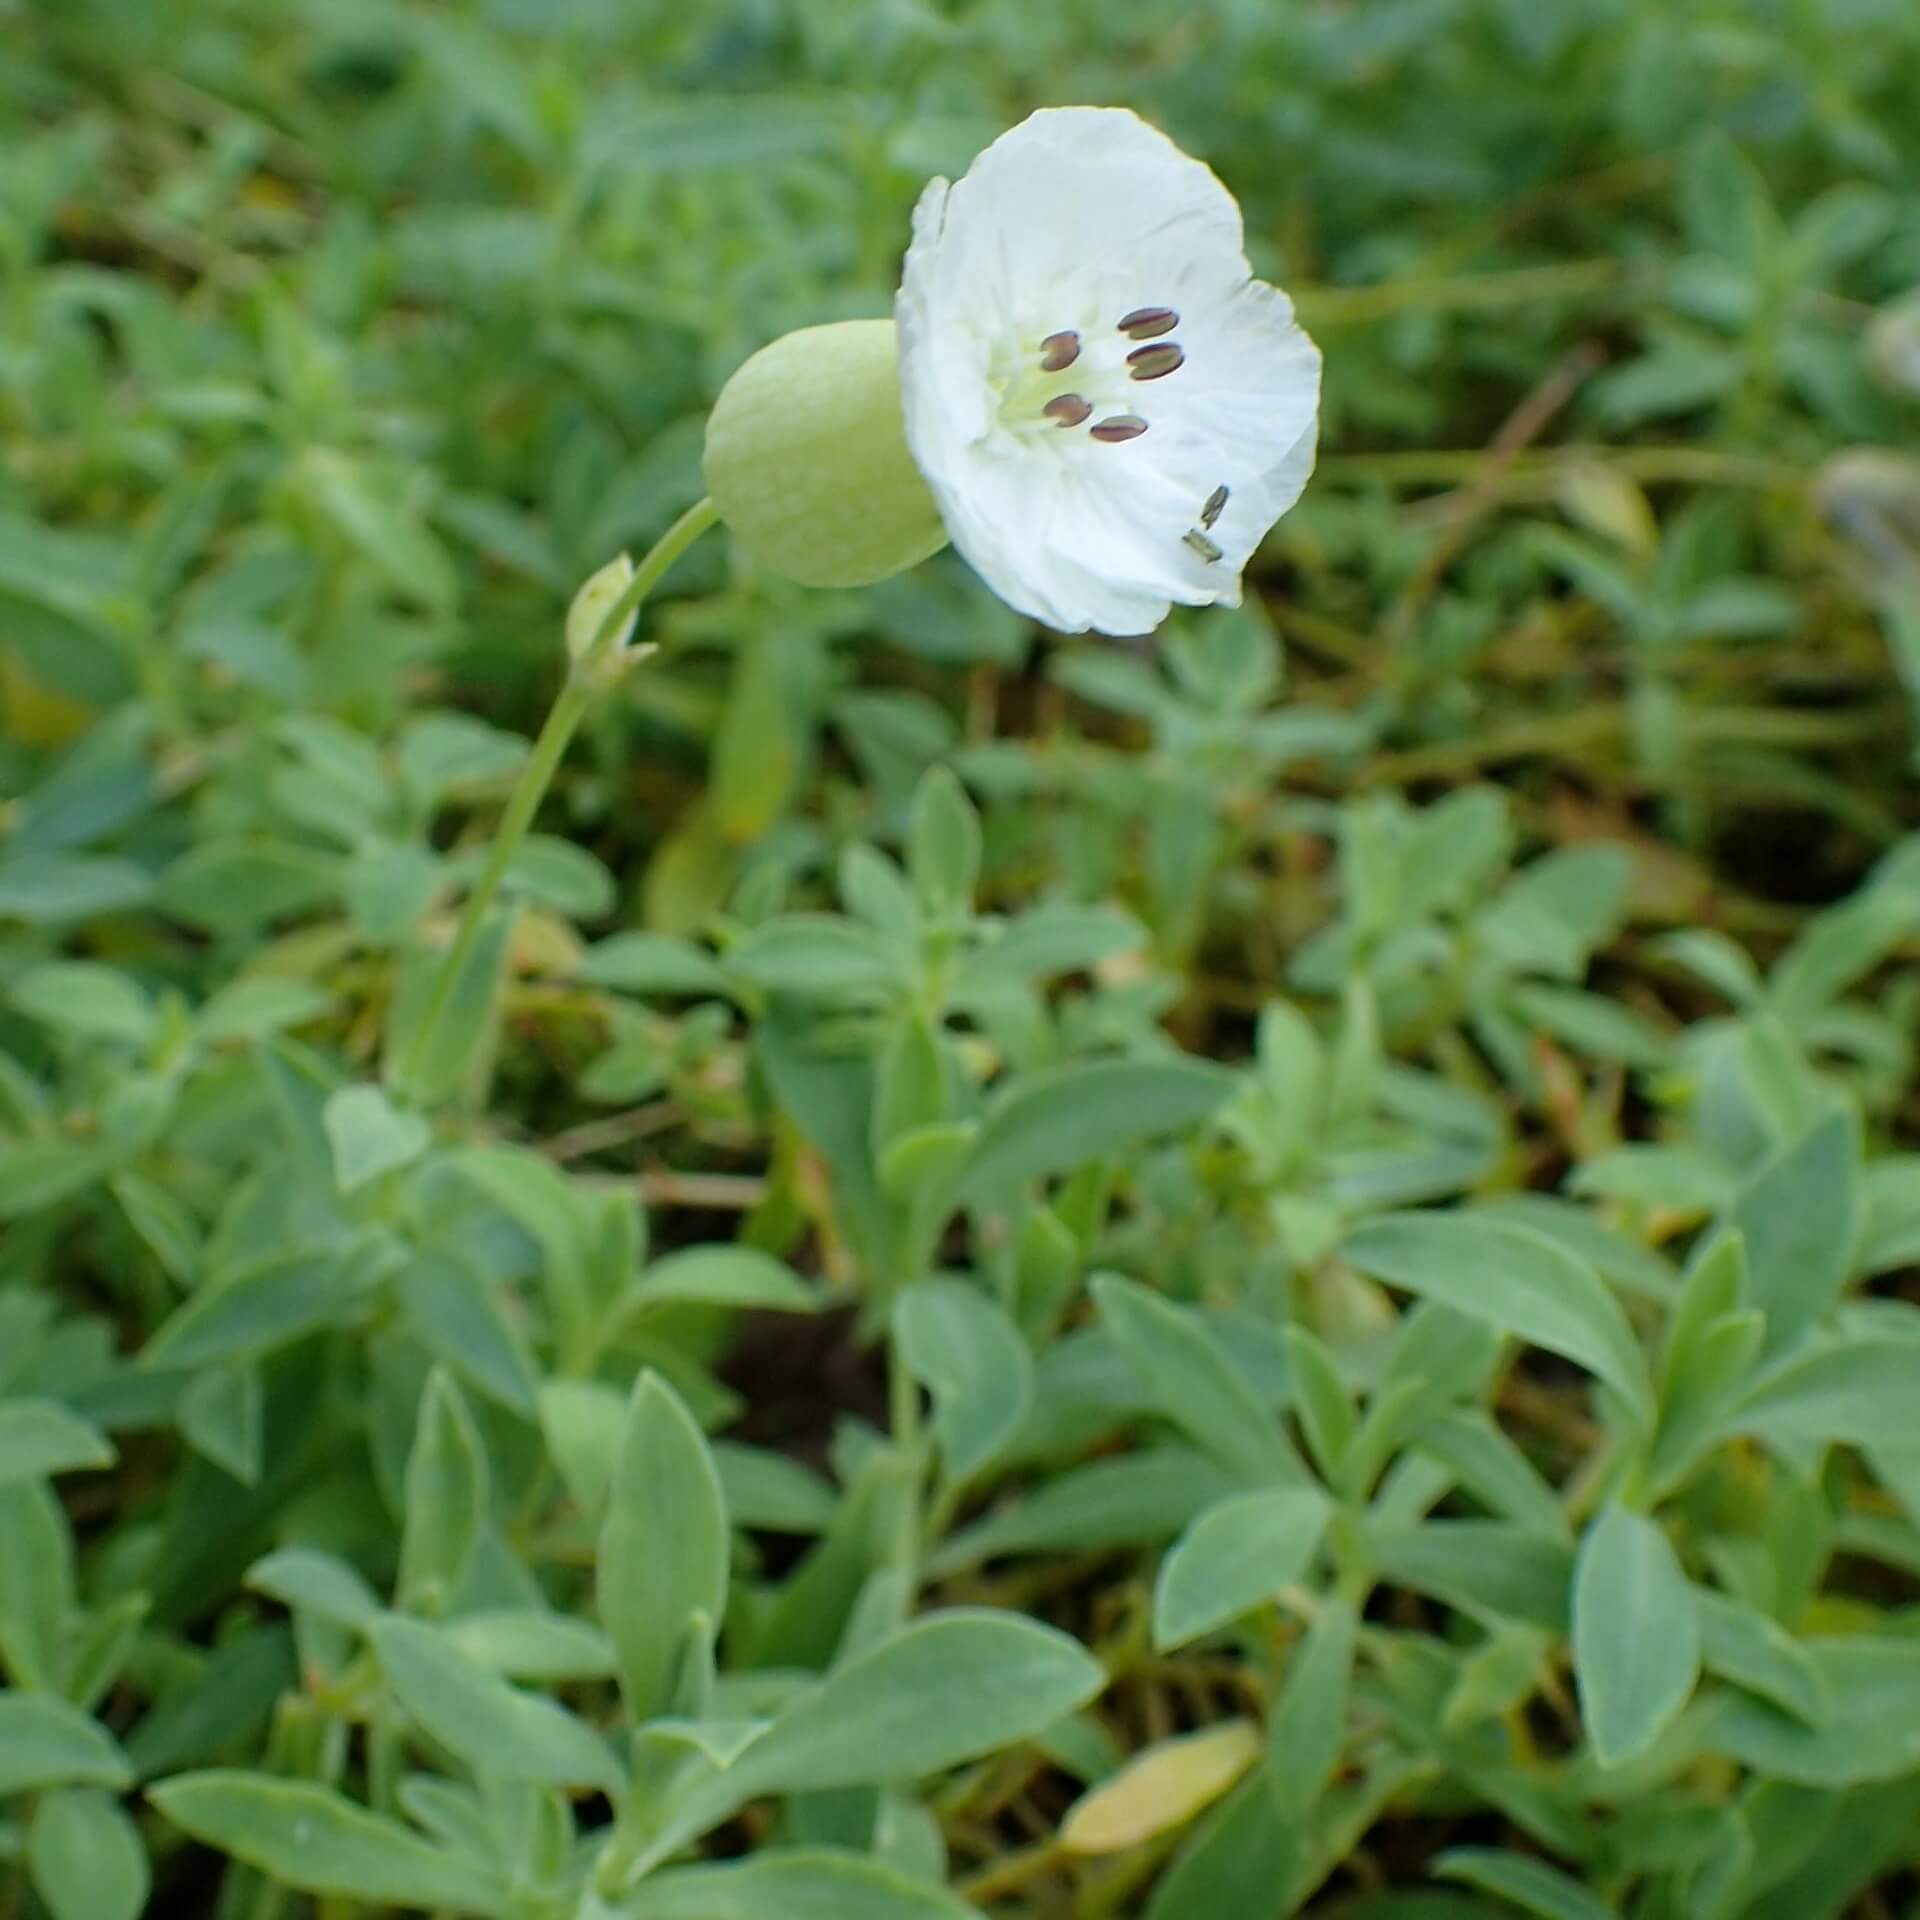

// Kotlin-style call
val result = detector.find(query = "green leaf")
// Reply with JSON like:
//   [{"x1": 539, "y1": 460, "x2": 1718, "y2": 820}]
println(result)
[
  {"x1": 630, "y1": 1246, "x2": 821, "y2": 1316},
  {"x1": 396, "y1": 1369, "x2": 489, "y2": 1616},
  {"x1": 442, "y1": 1610, "x2": 616, "y2": 1681},
  {"x1": 1436, "y1": 1848, "x2": 1617, "y2": 1920},
  {"x1": 150, "y1": 1772, "x2": 506, "y2": 1914},
  {"x1": 1153, "y1": 1489, "x2": 1332, "y2": 1651},
  {"x1": 122, "y1": 1627, "x2": 294, "y2": 1781},
  {"x1": 1366, "y1": 1522, "x2": 1574, "y2": 1631},
  {"x1": 961, "y1": 1060, "x2": 1234, "y2": 1199},
  {"x1": 1769, "y1": 880, "x2": 1919, "y2": 1023},
  {"x1": 1343, "y1": 1214, "x2": 1651, "y2": 1414},
  {"x1": 600, "y1": 1371, "x2": 730, "y2": 1723},
  {"x1": 394, "y1": 1253, "x2": 540, "y2": 1416},
  {"x1": 323, "y1": 1084, "x2": 433, "y2": 1192},
  {"x1": 371, "y1": 1613, "x2": 622, "y2": 1791},
  {"x1": 713, "y1": 1443, "x2": 837, "y2": 1534},
  {"x1": 1572, "y1": 1504, "x2": 1701, "y2": 1767},
  {"x1": 386, "y1": 907, "x2": 513, "y2": 1108},
  {"x1": 1282, "y1": 1325, "x2": 1354, "y2": 1487},
  {"x1": 1731, "y1": 1333, "x2": 1920, "y2": 1445},
  {"x1": 871, "y1": 1010, "x2": 949, "y2": 1154},
  {"x1": 0, "y1": 1693, "x2": 132, "y2": 1795},
  {"x1": 291, "y1": 447, "x2": 457, "y2": 612},
  {"x1": 1681, "y1": 131, "x2": 1779, "y2": 268},
  {"x1": 626, "y1": 1851, "x2": 981, "y2": 1920},
  {"x1": 895, "y1": 1280, "x2": 1033, "y2": 1485},
  {"x1": 9, "y1": 962, "x2": 156, "y2": 1045},
  {"x1": 1695, "y1": 1589, "x2": 1829, "y2": 1726},
  {"x1": 728, "y1": 916, "x2": 901, "y2": 998},
  {"x1": 1093, "y1": 1274, "x2": 1305, "y2": 1488},
  {"x1": 1414, "y1": 1409, "x2": 1568, "y2": 1541},
  {"x1": 1708, "y1": 1641, "x2": 1920, "y2": 1784},
  {"x1": 246, "y1": 1547, "x2": 382, "y2": 1632},
  {"x1": 907, "y1": 765, "x2": 981, "y2": 916},
  {"x1": 0, "y1": 1482, "x2": 75, "y2": 1690},
  {"x1": 196, "y1": 977, "x2": 336, "y2": 1044},
  {"x1": 727, "y1": 1610, "x2": 1104, "y2": 1796},
  {"x1": 26, "y1": 1789, "x2": 149, "y2": 1920},
  {"x1": 0, "y1": 853, "x2": 151, "y2": 924},
  {"x1": 178, "y1": 1363, "x2": 263, "y2": 1484},
  {"x1": 0, "y1": 1397, "x2": 114, "y2": 1482},
  {"x1": 1728, "y1": 1114, "x2": 1859, "y2": 1356},
  {"x1": 712, "y1": 634, "x2": 798, "y2": 841},
  {"x1": 1150, "y1": 1760, "x2": 1314, "y2": 1920},
  {"x1": 1266, "y1": 1597, "x2": 1357, "y2": 1821},
  {"x1": 953, "y1": 903, "x2": 1145, "y2": 997},
  {"x1": 0, "y1": 1140, "x2": 117, "y2": 1221},
  {"x1": 142, "y1": 1251, "x2": 373, "y2": 1368},
  {"x1": 578, "y1": 931, "x2": 729, "y2": 996},
  {"x1": 928, "y1": 1449, "x2": 1238, "y2": 1577},
  {"x1": 443, "y1": 1141, "x2": 594, "y2": 1355},
  {"x1": 158, "y1": 837, "x2": 340, "y2": 934}
]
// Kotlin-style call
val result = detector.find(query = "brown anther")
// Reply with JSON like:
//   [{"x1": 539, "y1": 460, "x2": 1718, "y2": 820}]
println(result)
[
  {"x1": 1118, "y1": 306, "x2": 1178, "y2": 339},
  {"x1": 1183, "y1": 529, "x2": 1224, "y2": 563},
  {"x1": 1202, "y1": 484, "x2": 1229, "y2": 528},
  {"x1": 1039, "y1": 330, "x2": 1082, "y2": 372},
  {"x1": 1090, "y1": 414, "x2": 1149, "y2": 443},
  {"x1": 1127, "y1": 342, "x2": 1185, "y2": 381},
  {"x1": 1043, "y1": 393, "x2": 1093, "y2": 427}
]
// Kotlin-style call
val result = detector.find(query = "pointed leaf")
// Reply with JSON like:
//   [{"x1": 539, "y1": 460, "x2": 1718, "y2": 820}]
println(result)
[
  {"x1": 600, "y1": 1371, "x2": 729, "y2": 1723},
  {"x1": 1572, "y1": 1504, "x2": 1701, "y2": 1767},
  {"x1": 151, "y1": 1772, "x2": 506, "y2": 1914}
]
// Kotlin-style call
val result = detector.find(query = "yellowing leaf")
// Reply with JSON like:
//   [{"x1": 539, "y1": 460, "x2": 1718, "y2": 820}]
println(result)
[{"x1": 1059, "y1": 1720, "x2": 1260, "y2": 1856}]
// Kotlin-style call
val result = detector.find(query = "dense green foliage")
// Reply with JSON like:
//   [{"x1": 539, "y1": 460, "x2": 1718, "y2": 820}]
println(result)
[{"x1": 5, "y1": 1, "x2": 1920, "y2": 1916}]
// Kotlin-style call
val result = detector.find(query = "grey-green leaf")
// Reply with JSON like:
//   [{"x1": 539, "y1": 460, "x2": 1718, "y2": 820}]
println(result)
[
  {"x1": 323, "y1": 1084, "x2": 433, "y2": 1192},
  {"x1": 728, "y1": 1610, "x2": 1104, "y2": 1796},
  {"x1": 370, "y1": 1613, "x2": 622, "y2": 1791},
  {"x1": 1344, "y1": 1214, "x2": 1652, "y2": 1414},
  {"x1": 0, "y1": 1398, "x2": 114, "y2": 1483},
  {"x1": 0, "y1": 1693, "x2": 132, "y2": 1795},
  {"x1": 895, "y1": 1280, "x2": 1033, "y2": 1485},
  {"x1": 1153, "y1": 1489, "x2": 1332, "y2": 1651},
  {"x1": 626, "y1": 1850, "x2": 982, "y2": 1920},
  {"x1": 396, "y1": 1369, "x2": 489, "y2": 1616},
  {"x1": 27, "y1": 1790, "x2": 149, "y2": 1920},
  {"x1": 1572, "y1": 1504, "x2": 1701, "y2": 1767},
  {"x1": 1729, "y1": 1113, "x2": 1859, "y2": 1356},
  {"x1": 961, "y1": 1060, "x2": 1234, "y2": 1200},
  {"x1": 150, "y1": 1772, "x2": 506, "y2": 1914},
  {"x1": 599, "y1": 1371, "x2": 730, "y2": 1723},
  {"x1": 1093, "y1": 1274, "x2": 1306, "y2": 1488},
  {"x1": 1436, "y1": 1848, "x2": 1618, "y2": 1920}
]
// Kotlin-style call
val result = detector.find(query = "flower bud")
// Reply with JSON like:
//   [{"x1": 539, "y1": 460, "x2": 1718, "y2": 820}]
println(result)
[
  {"x1": 703, "y1": 319, "x2": 948, "y2": 589},
  {"x1": 566, "y1": 553, "x2": 638, "y2": 661}
]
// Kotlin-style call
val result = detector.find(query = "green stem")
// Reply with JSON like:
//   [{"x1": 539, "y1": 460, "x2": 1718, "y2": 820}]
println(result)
[{"x1": 392, "y1": 497, "x2": 720, "y2": 1104}]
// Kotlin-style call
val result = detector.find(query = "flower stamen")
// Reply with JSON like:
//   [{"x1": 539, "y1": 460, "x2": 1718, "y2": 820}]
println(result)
[
  {"x1": 1044, "y1": 393, "x2": 1094, "y2": 427},
  {"x1": 1184, "y1": 529, "x2": 1224, "y2": 562},
  {"x1": 1202, "y1": 484, "x2": 1229, "y2": 528},
  {"x1": 1127, "y1": 343, "x2": 1185, "y2": 381},
  {"x1": 1118, "y1": 306, "x2": 1179, "y2": 339},
  {"x1": 1039, "y1": 330, "x2": 1082, "y2": 372},
  {"x1": 1090, "y1": 414, "x2": 1149, "y2": 442}
]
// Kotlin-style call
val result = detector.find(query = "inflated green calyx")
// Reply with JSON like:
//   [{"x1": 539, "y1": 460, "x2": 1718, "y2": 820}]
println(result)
[{"x1": 703, "y1": 319, "x2": 948, "y2": 589}]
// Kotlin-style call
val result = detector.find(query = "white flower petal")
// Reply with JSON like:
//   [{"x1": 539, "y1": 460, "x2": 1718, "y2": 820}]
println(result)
[{"x1": 896, "y1": 106, "x2": 1322, "y2": 636}]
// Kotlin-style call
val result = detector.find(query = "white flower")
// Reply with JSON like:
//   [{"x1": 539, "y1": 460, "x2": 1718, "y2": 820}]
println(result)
[{"x1": 896, "y1": 106, "x2": 1322, "y2": 636}]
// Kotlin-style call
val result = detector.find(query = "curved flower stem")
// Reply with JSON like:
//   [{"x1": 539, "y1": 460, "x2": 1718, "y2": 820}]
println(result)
[{"x1": 392, "y1": 496, "x2": 721, "y2": 1105}]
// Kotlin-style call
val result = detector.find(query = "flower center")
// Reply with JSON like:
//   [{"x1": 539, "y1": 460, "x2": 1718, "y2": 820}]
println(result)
[{"x1": 992, "y1": 303, "x2": 1187, "y2": 446}]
